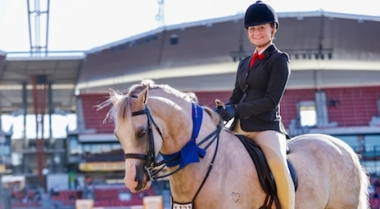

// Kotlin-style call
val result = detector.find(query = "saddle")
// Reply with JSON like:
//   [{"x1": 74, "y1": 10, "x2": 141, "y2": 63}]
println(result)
[{"x1": 236, "y1": 135, "x2": 298, "y2": 209}]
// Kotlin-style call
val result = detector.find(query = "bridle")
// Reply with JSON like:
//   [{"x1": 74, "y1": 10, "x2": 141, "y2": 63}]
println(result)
[{"x1": 124, "y1": 103, "x2": 163, "y2": 181}]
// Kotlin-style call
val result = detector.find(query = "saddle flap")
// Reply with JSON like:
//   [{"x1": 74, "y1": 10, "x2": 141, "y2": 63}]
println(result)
[{"x1": 236, "y1": 135, "x2": 298, "y2": 194}]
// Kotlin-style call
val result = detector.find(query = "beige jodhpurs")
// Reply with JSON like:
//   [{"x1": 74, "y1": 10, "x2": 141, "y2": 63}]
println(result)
[{"x1": 233, "y1": 120, "x2": 295, "y2": 209}]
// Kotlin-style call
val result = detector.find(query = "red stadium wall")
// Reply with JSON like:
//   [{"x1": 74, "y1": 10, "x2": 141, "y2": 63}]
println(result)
[
  {"x1": 194, "y1": 88, "x2": 316, "y2": 129},
  {"x1": 279, "y1": 89, "x2": 316, "y2": 128},
  {"x1": 324, "y1": 86, "x2": 380, "y2": 127},
  {"x1": 79, "y1": 86, "x2": 380, "y2": 133}
]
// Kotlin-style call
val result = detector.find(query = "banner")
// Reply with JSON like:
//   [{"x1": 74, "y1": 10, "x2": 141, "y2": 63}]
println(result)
[
  {"x1": 79, "y1": 162, "x2": 124, "y2": 172},
  {"x1": 76, "y1": 199, "x2": 94, "y2": 209},
  {"x1": 143, "y1": 195, "x2": 163, "y2": 209}
]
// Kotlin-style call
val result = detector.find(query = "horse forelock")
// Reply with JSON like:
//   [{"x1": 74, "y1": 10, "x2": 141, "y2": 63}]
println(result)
[
  {"x1": 95, "y1": 91, "x2": 131, "y2": 126},
  {"x1": 100, "y1": 81, "x2": 154, "y2": 126}
]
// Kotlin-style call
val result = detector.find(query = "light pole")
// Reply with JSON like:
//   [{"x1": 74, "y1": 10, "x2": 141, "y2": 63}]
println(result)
[{"x1": 0, "y1": 177, "x2": 12, "y2": 209}]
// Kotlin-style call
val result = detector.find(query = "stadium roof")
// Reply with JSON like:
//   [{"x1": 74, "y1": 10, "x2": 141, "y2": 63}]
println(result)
[
  {"x1": 1, "y1": 11, "x2": 380, "y2": 115},
  {"x1": 0, "y1": 55, "x2": 84, "y2": 114}
]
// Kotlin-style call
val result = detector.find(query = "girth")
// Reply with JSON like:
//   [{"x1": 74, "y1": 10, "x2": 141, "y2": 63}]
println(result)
[{"x1": 236, "y1": 135, "x2": 298, "y2": 209}]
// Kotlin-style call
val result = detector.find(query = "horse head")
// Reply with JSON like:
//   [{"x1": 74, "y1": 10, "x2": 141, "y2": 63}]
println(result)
[{"x1": 106, "y1": 85, "x2": 156, "y2": 192}]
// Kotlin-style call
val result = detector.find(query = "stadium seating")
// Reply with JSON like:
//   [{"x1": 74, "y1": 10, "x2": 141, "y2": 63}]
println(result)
[
  {"x1": 10, "y1": 190, "x2": 42, "y2": 209},
  {"x1": 51, "y1": 190, "x2": 82, "y2": 206},
  {"x1": 92, "y1": 187, "x2": 156, "y2": 207},
  {"x1": 370, "y1": 198, "x2": 380, "y2": 209}
]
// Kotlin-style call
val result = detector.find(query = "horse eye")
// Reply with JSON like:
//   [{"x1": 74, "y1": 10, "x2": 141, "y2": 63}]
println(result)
[{"x1": 137, "y1": 130, "x2": 146, "y2": 138}]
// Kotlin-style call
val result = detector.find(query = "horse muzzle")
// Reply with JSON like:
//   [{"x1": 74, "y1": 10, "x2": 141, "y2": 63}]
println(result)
[{"x1": 124, "y1": 163, "x2": 151, "y2": 192}]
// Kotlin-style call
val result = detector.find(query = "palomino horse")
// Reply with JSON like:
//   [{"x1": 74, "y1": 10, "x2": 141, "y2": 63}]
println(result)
[{"x1": 97, "y1": 79, "x2": 369, "y2": 209}]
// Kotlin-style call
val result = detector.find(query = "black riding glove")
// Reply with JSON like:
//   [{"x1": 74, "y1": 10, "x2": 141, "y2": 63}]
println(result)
[{"x1": 214, "y1": 105, "x2": 237, "y2": 121}]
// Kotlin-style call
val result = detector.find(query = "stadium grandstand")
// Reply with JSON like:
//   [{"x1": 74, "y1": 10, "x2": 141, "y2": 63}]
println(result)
[{"x1": 1, "y1": 6, "x2": 380, "y2": 209}]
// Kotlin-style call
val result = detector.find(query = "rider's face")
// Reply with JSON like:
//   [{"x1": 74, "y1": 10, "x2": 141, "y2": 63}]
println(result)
[{"x1": 246, "y1": 23, "x2": 275, "y2": 51}]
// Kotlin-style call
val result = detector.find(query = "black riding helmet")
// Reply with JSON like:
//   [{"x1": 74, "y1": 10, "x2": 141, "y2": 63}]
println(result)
[{"x1": 244, "y1": 1, "x2": 279, "y2": 29}]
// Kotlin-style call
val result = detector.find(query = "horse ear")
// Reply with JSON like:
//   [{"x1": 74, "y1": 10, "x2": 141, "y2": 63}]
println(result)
[
  {"x1": 138, "y1": 86, "x2": 149, "y2": 104},
  {"x1": 108, "y1": 88, "x2": 119, "y2": 105}
]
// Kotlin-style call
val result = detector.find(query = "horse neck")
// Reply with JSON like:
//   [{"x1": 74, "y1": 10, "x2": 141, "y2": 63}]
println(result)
[{"x1": 147, "y1": 89, "x2": 225, "y2": 191}]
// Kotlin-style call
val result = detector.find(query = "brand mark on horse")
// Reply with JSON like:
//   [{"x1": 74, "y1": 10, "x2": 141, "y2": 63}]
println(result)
[{"x1": 232, "y1": 192, "x2": 240, "y2": 203}]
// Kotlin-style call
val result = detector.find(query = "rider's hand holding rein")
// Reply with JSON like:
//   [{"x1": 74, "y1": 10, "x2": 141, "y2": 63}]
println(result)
[{"x1": 214, "y1": 105, "x2": 237, "y2": 121}]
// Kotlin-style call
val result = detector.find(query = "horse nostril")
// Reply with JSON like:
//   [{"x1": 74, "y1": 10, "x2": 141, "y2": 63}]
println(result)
[
  {"x1": 134, "y1": 179, "x2": 144, "y2": 191},
  {"x1": 134, "y1": 164, "x2": 146, "y2": 191}
]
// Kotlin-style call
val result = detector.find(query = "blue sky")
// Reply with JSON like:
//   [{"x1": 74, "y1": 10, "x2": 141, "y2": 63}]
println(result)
[{"x1": 0, "y1": 0, "x2": 379, "y2": 52}]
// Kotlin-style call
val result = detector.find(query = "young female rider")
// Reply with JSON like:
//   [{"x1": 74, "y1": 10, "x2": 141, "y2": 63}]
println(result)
[{"x1": 214, "y1": 1, "x2": 295, "y2": 208}]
